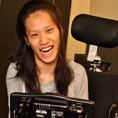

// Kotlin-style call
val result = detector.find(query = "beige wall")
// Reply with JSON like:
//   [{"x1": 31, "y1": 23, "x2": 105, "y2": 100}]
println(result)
[
  {"x1": 90, "y1": 0, "x2": 118, "y2": 74},
  {"x1": 66, "y1": 0, "x2": 91, "y2": 61},
  {"x1": 67, "y1": 0, "x2": 118, "y2": 61},
  {"x1": 90, "y1": 0, "x2": 118, "y2": 20}
]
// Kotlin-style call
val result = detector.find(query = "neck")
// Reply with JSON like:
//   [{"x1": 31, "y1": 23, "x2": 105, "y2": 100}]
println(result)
[
  {"x1": 35, "y1": 59, "x2": 57, "y2": 84},
  {"x1": 37, "y1": 62, "x2": 56, "y2": 75}
]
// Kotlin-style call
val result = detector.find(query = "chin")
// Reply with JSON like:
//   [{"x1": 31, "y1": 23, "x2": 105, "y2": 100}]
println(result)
[
  {"x1": 44, "y1": 60, "x2": 56, "y2": 64},
  {"x1": 42, "y1": 57, "x2": 58, "y2": 64}
]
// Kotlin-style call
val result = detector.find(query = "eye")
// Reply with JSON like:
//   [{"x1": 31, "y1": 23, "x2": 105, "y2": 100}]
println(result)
[
  {"x1": 32, "y1": 34, "x2": 37, "y2": 36},
  {"x1": 47, "y1": 28, "x2": 53, "y2": 33}
]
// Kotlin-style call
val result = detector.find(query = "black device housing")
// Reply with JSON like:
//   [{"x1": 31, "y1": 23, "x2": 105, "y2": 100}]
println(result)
[{"x1": 10, "y1": 92, "x2": 94, "y2": 118}]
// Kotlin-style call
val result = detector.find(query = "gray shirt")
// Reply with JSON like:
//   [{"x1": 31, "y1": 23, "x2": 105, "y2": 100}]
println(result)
[{"x1": 6, "y1": 60, "x2": 88, "y2": 117}]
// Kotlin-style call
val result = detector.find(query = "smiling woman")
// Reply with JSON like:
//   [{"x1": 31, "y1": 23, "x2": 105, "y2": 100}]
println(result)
[
  {"x1": 6, "y1": 0, "x2": 88, "y2": 118},
  {"x1": 24, "y1": 11, "x2": 60, "y2": 65}
]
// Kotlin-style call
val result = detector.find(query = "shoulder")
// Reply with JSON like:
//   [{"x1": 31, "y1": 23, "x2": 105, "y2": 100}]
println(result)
[
  {"x1": 6, "y1": 63, "x2": 25, "y2": 106},
  {"x1": 68, "y1": 60, "x2": 87, "y2": 87},
  {"x1": 68, "y1": 60, "x2": 86, "y2": 75},
  {"x1": 6, "y1": 62, "x2": 17, "y2": 79},
  {"x1": 6, "y1": 63, "x2": 24, "y2": 94},
  {"x1": 68, "y1": 60, "x2": 88, "y2": 99}
]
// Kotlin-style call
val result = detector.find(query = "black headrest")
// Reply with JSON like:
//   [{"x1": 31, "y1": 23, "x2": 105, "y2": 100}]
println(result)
[{"x1": 71, "y1": 14, "x2": 118, "y2": 48}]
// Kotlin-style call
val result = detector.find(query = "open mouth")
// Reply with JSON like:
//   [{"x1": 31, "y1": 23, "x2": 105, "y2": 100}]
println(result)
[{"x1": 40, "y1": 46, "x2": 53, "y2": 53}]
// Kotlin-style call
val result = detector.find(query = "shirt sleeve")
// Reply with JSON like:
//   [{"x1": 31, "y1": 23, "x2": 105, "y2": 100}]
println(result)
[
  {"x1": 6, "y1": 63, "x2": 24, "y2": 118},
  {"x1": 75, "y1": 67, "x2": 88, "y2": 99},
  {"x1": 68, "y1": 61, "x2": 89, "y2": 100}
]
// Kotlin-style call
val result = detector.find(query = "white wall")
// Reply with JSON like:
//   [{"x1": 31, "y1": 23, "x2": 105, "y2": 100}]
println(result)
[{"x1": 66, "y1": 0, "x2": 91, "y2": 61}]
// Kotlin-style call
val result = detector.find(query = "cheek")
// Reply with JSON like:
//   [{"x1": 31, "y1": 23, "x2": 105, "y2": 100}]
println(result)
[
  {"x1": 53, "y1": 35, "x2": 60, "y2": 46},
  {"x1": 28, "y1": 40, "x2": 39, "y2": 51},
  {"x1": 28, "y1": 37, "x2": 38, "y2": 46},
  {"x1": 55, "y1": 37, "x2": 60, "y2": 52},
  {"x1": 57, "y1": 38, "x2": 60, "y2": 47},
  {"x1": 53, "y1": 31, "x2": 60, "y2": 44}
]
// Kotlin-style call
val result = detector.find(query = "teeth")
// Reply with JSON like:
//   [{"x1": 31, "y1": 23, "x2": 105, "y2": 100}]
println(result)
[
  {"x1": 42, "y1": 47, "x2": 51, "y2": 52},
  {"x1": 41, "y1": 46, "x2": 53, "y2": 53}
]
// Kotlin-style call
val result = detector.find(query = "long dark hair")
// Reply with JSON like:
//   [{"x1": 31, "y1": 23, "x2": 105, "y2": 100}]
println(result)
[{"x1": 10, "y1": 0, "x2": 74, "y2": 96}]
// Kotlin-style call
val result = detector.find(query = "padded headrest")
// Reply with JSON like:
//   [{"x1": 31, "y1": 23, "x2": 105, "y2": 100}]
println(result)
[{"x1": 71, "y1": 14, "x2": 118, "y2": 48}]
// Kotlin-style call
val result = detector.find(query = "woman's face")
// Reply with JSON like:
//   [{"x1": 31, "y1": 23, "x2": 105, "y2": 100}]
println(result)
[{"x1": 24, "y1": 11, "x2": 60, "y2": 65}]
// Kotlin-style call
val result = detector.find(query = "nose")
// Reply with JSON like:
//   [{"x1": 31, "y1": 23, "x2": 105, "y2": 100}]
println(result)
[{"x1": 40, "y1": 33, "x2": 49, "y2": 45}]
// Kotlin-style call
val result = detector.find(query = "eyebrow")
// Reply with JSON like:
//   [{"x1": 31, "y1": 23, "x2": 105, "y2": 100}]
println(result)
[
  {"x1": 28, "y1": 24, "x2": 54, "y2": 34},
  {"x1": 29, "y1": 30, "x2": 38, "y2": 33}
]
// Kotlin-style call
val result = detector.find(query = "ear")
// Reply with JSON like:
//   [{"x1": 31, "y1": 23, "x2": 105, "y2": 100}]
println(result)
[{"x1": 24, "y1": 36, "x2": 30, "y2": 46}]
